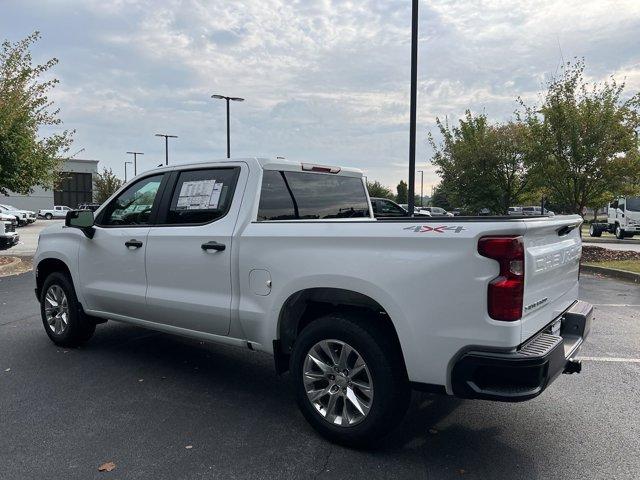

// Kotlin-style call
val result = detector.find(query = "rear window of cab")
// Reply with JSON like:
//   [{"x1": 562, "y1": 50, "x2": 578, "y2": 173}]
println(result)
[{"x1": 258, "y1": 170, "x2": 370, "y2": 220}]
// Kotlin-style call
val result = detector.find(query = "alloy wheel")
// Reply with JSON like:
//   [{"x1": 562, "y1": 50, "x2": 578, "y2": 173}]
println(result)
[
  {"x1": 303, "y1": 339, "x2": 374, "y2": 427},
  {"x1": 44, "y1": 285, "x2": 69, "y2": 335}
]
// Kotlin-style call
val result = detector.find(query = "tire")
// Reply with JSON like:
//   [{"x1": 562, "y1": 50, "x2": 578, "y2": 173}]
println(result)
[
  {"x1": 40, "y1": 272, "x2": 95, "y2": 347},
  {"x1": 45, "y1": 213, "x2": 53, "y2": 220},
  {"x1": 589, "y1": 224, "x2": 602, "y2": 237},
  {"x1": 290, "y1": 312, "x2": 410, "y2": 447},
  {"x1": 615, "y1": 224, "x2": 624, "y2": 240}
]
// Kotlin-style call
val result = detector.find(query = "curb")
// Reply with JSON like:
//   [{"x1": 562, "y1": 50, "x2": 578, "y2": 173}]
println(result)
[
  {"x1": 0, "y1": 256, "x2": 22, "y2": 274},
  {"x1": 582, "y1": 238, "x2": 640, "y2": 245},
  {"x1": 581, "y1": 264, "x2": 640, "y2": 283}
]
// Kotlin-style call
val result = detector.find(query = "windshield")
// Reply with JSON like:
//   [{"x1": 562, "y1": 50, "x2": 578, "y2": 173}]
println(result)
[{"x1": 627, "y1": 197, "x2": 640, "y2": 212}]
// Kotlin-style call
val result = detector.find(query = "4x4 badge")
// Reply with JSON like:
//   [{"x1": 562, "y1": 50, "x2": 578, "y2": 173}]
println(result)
[{"x1": 404, "y1": 225, "x2": 466, "y2": 233}]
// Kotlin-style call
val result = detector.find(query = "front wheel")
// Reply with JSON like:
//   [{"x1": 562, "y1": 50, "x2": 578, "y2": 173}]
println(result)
[
  {"x1": 290, "y1": 313, "x2": 410, "y2": 447},
  {"x1": 40, "y1": 272, "x2": 95, "y2": 347},
  {"x1": 615, "y1": 224, "x2": 624, "y2": 240}
]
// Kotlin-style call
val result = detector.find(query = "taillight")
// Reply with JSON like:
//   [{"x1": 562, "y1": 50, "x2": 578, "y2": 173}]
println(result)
[{"x1": 478, "y1": 236, "x2": 525, "y2": 321}]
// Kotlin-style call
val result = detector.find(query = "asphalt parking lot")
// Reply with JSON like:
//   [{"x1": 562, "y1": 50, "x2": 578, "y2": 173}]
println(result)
[{"x1": 1, "y1": 272, "x2": 638, "y2": 480}]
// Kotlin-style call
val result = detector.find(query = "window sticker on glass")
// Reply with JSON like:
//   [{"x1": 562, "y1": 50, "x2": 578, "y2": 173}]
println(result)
[{"x1": 176, "y1": 180, "x2": 223, "y2": 210}]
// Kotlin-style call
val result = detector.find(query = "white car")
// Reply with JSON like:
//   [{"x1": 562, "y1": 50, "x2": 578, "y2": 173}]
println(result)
[
  {"x1": 0, "y1": 204, "x2": 36, "y2": 226},
  {"x1": 34, "y1": 157, "x2": 591, "y2": 446},
  {"x1": 0, "y1": 216, "x2": 19, "y2": 250},
  {"x1": 38, "y1": 205, "x2": 72, "y2": 220},
  {"x1": 421, "y1": 206, "x2": 454, "y2": 217}
]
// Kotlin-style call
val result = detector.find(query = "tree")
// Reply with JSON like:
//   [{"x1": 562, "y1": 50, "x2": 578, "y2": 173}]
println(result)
[
  {"x1": 429, "y1": 112, "x2": 533, "y2": 215},
  {"x1": 430, "y1": 182, "x2": 454, "y2": 210},
  {"x1": 396, "y1": 180, "x2": 408, "y2": 204},
  {"x1": 0, "y1": 32, "x2": 73, "y2": 195},
  {"x1": 366, "y1": 180, "x2": 394, "y2": 199},
  {"x1": 94, "y1": 167, "x2": 123, "y2": 203},
  {"x1": 520, "y1": 59, "x2": 640, "y2": 215}
]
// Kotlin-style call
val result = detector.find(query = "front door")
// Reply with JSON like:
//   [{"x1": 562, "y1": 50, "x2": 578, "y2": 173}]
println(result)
[
  {"x1": 144, "y1": 166, "x2": 243, "y2": 336},
  {"x1": 78, "y1": 173, "x2": 166, "y2": 320}
]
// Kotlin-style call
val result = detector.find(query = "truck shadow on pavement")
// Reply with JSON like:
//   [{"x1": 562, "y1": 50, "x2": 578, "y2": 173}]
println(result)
[{"x1": 24, "y1": 320, "x2": 537, "y2": 478}]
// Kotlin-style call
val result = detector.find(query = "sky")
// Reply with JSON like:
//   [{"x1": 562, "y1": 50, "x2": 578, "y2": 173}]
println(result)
[{"x1": 2, "y1": 0, "x2": 640, "y2": 193}]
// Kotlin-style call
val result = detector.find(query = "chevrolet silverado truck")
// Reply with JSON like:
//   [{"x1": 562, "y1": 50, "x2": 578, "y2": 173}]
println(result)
[{"x1": 34, "y1": 158, "x2": 591, "y2": 446}]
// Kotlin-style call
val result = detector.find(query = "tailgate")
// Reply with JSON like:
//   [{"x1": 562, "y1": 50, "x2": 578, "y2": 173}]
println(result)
[{"x1": 521, "y1": 215, "x2": 583, "y2": 342}]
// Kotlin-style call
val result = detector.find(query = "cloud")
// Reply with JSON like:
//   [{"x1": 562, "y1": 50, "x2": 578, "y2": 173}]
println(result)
[{"x1": 2, "y1": 0, "x2": 639, "y2": 192}]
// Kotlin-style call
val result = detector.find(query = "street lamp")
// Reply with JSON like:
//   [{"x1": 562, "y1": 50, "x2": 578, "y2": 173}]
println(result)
[
  {"x1": 211, "y1": 94, "x2": 244, "y2": 158},
  {"x1": 126, "y1": 151, "x2": 144, "y2": 176},
  {"x1": 155, "y1": 133, "x2": 178, "y2": 165},
  {"x1": 124, "y1": 161, "x2": 133, "y2": 182},
  {"x1": 407, "y1": 0, "x2": 419, "y2": 215},
  {"x1": 417, "y1": 170, "x2": 424, "y2": 207}
]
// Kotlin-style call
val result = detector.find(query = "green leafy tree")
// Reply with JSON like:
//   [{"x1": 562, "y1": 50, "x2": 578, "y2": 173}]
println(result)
[
  {"x1": 93, "y1": 167, "x2": 123, "y2": 203},
  {"x1": 0, "y1": 32, "x2": 73, "y2": 195},
  {"x1": 429, "y1": 112, "x2": 533, "y2": 215},
  {"x1": 519, "y1": 59, "x2": 640, "y2": 215},
  {"x1": 430, "y1": 182, "x2": 454, "y2": 210},
  {"x1": 366, "y1": 180, "x2": 395, "y2": 199},
  {"x1": 396, "y1": 180, "x2": 408, "y2": 204}
]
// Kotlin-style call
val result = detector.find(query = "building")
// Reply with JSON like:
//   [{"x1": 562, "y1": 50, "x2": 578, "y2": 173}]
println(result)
[{"x1": 3, "y1": 158, "x2": 99, "y2": 211}]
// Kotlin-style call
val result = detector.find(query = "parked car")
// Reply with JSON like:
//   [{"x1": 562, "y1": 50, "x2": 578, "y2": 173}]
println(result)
[
  {"x1": 38, "y1": 205, "x2": 72, "y2": 220},
  {"x1": 522, "y1": 206, "x2": 554, "y2": 216},
  {"x1": 78, "y1": 203, "x2": 102, "y2": 212},
  {"x1": 508, "y1": 206, "x2": 523, "y2": 215},
  {"x1": 0, "y1": 217, "x2": 19, "y2": 250},
  {"x1": 0, "y1": 204, "x2": 36, "y2": 226},
  {"x1": 589, "y1": 196, "x2": 640, "y2": 239},
  {"x1": 398, "y1": 204, "x2": 431, "y2": 216},
  {"x1": 34, "y1": 158, "x2": 591, "y2": 446},
  {"x1": 421, "y1": 206, "x2": 454, "y2": 217},
  {"x1": 371, "y1": 197, "x2": 408, "y2": 217}
]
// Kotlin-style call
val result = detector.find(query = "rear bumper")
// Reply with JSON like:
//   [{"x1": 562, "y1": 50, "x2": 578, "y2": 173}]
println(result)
[{"x1": 451, "y1": 300, "x2": 593, "y2": 402}]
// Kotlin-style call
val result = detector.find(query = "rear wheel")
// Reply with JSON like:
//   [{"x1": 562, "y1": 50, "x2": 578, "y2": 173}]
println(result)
[
  {"x1": 290, "y1": 312, "x2": 410, "y2": 447},
  {"x1": 589, "y1": 224, "x2": 602, "y2": 237},
  {"x1": 44, "y1": 213, "x2": 53, "y2": 220},
  {"x1": 40, "y1": 272, "x2": 95, "y2": 347}
]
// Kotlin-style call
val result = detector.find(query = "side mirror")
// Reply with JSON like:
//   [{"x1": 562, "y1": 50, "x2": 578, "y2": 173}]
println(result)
[{"x1": 65, "y1": 210, "x2": 95, "y2": 238}]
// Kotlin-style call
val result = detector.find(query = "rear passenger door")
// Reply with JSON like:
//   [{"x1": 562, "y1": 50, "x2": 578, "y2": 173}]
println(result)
[{"x1": 144, "y1": 165, "x2": 244, "y2": 336}]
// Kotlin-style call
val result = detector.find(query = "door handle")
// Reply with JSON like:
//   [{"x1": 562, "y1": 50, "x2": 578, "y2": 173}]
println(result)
[
  {"x1": 125, "y1": 239, "x2": 143, "y2": 249},
  {"x1": 201, "y1": 241, "x2": 226, "y2": 252}
]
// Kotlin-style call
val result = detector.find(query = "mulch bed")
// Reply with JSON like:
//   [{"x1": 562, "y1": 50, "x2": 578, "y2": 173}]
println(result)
[
  {"x1": 0, "y1": 256, "x2": 14, "y2": 267},
  {"x1": 582, "y1": 245, "x2": 640, "y2": 263}
]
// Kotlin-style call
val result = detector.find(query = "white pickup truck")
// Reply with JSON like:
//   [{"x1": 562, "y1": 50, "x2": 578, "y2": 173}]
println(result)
[{"x1": 34, "y1": 158, "x2": 591, "y2": 446}]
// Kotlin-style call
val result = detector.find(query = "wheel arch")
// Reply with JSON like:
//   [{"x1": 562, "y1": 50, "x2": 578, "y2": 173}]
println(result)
[
  {"x1": 35, "y1": 258, "x2": 72, "y2": 300},
  {"x1": 274, "y1": 287, "x2": 407, "y2": 375}
]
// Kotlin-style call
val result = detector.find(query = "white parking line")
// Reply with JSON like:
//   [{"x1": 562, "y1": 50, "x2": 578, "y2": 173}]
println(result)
[{"x1": 578, "y1": 356, "x2": 640, "y2": 363}]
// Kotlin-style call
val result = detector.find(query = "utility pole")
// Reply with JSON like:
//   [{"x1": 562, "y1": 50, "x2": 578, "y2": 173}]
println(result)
[
  {"x1": 155, "y1": 134, "x2": 178, "y2": 165},
  {"x1": 417, "y1": 170, "x2": 424, "y2": 207},
  {"x1": 407, "y1": 0, "x2": 419, "y2": 216},
  {"x1": 124, "y1": 161, "x2": 133, "y2": 182},
  {"x1": 126, "y1": 151, "x2": 144, "y2": 176},
  {"x1": 211, "y1": 94, "x2": 244, "y2": 158}
]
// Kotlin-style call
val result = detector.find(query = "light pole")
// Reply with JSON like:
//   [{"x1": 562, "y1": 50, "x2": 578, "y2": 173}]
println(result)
[
  {"x1": 126, "y1": 151, "x2": 144, "y2": 176},
  {"x1": 407, "y1": 0, "x2": 419, "y2": 216},
  {"x1": 155, "y1": 133, "x2": 178, "y2": 165},
  {"x1": 124, "y1": 161, "x2": 133, "y2": 182},
  {"x1": 211, "y1": 94, "x2": 244, "y2": 158},
  {"x1": 417, "y1": 170, "x2": 424, "y2": 207}
]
